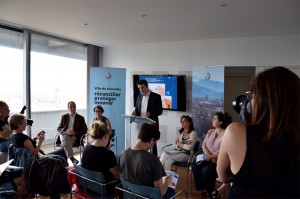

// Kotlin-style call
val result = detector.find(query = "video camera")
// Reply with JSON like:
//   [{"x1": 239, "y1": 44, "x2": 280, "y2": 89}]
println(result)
[
  {"x1": 232, "y1": 91, "x2": 251, "y2": 124},
  {"x1": 20, "y1": 106, "x2": 34, "y2": 126}
]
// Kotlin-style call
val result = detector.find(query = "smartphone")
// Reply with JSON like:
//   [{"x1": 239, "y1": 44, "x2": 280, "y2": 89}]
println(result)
[{"x1": 41, "y1": 131, "x2": 46, "y2": 135}]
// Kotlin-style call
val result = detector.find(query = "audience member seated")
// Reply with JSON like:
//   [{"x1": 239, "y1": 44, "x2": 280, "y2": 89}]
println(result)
[
  {"x1": 191, "y1": 112, "x2": 232, "y2": 199},
  {"x1": 57, "y1": 101, "x2": 87, "y2": 165},
  {"x1": 8, "y1": 114, "x2": 68, "y2": 197},
  {"x1": 217, "y1": 67, "x2": 300, "y2": 198},
  {"x1": 81, "y1": 120, "x2": 120, "y2": 182},
  {"x1": 118, "y1": 123, "x2": 174, "y2": 198},
  {"x1": 160, "y1": 115, "x2": 197, "y2": 170},
  {"x1": 0, "y1": 101, "x2": 13, "y2": 155},
  {"x1": 8, "y1": 114, "x2": 67, "y2": 162},
  {"x1": 91, "y1": 105, "x2": 113, "y2": 148}
]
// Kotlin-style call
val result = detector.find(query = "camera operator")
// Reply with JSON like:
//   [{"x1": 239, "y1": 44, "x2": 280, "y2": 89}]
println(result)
[
  {"x1": 217, "y1": 67, "x2": 300, "y2": 198},
  {"x1": 0, "y1": 101, "x2": 13, "y2": 154}
]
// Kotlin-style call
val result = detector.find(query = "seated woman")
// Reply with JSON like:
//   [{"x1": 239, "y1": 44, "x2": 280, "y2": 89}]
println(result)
[
  {"x1": 90, "y1": 105, "x2": 113, "y2": 148},
  {"x1": 81, "y1": 121, "x2": 120, "y2": 182},
  {"x1": 191, "y1": 112, "x2": 232, "y2": 198},
  {"x1": 160, "y1": 115, "x2": 197, "y2": 170},
  {"x1": 8, "y1": 114, "x2": 68, "y2": 197},
  {"x1": 8, "y1": 114, "x2": 67, "y2": 162}
]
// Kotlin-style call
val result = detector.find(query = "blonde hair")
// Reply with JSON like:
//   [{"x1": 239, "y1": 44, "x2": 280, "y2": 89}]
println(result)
[
  {"x1": 8, "y1": 114, "x2": 26, "y2": 130},
  {"x1": 89, "y1": 120, "x2": 109, "y2": 139}
]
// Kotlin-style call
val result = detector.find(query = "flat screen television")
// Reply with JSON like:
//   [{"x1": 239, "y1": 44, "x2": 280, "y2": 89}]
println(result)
[{"x1": 133, "y1": 74, "x2": 186, "y2": 111}]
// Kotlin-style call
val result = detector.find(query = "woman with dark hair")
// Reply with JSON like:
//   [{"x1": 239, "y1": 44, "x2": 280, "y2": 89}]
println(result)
[
  {"x1": 81, "y1": 121, "x2": 120, "y2": 181},
  {"x1": 91, "y1": 105, "x2": 113, "y2": 147},
  {"x1": 160, "y1": 115, "x2": 197, "y2": 170},
  {"x1": 217, "y1": 67, "x2": 300, "y2": 198},
  {"x1": 191, "y1": 112, "x2": 232, "y2": 198}
]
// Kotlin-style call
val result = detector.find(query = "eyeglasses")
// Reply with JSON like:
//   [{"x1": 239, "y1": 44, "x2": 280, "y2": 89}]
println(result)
[{"x1": 94, "y1": 110, "x2": 102, "y2": 113}]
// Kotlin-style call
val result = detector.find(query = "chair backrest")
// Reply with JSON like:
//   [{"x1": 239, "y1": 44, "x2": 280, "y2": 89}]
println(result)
[
  {"x1": 73, "y1": 164, "x2": 113, "y2": 197},
  {"x1": 8, "y1": 144, "x2": 35, "y2": 167},
  {"x1": 0, "y1": 152, "x2": 8, "y2": 164},
  {"x1": 193, "y1": 140, "x2": 201, "y2": 154},
  {"x1": 120, "y1": 177, "x2": 162, "y2": 199}
]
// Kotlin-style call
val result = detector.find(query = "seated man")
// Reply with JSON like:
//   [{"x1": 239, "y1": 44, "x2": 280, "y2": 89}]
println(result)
[
  {"x1": 57, "y1": 101, "x2": 87, "y2": 164},
  {"x1": 0, "y1": 101, "x2": 12, "y2": 155},
  {"x1": 118, "y1": 123, "x2": 173, "y2": 198}
]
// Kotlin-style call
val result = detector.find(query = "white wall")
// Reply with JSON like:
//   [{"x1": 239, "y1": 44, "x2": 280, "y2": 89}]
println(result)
[{"x1": 103, "y1": 34, "x2": 300, "y2": 152}]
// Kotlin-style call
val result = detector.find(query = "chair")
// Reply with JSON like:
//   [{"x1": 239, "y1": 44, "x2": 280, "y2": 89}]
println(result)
[
  {"x1": 8, "y1": 144, "x2": 35, "y2": 167},
  {"x1": 69, "y1": 164, "x2": 118, "y2": 199},
  {"x1": 54, "y1": 133, "x2": 86, "y2": 160},
  {"x1": 0, "y1": 152, "x2": 8, "y2": 164},
  {"x1": 115, "y1": 177, "x2": 186, "y2": 199},
  {"x1": 161, "y1": 141, "x2": 201, "y2": 194},
  {"x1": 109, "y1": 129, "x2": 117, "y2": 155}
]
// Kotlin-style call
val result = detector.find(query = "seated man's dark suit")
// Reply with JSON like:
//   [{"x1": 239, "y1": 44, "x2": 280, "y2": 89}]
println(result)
[{"x1": 57, "y1": 113, "x2": 87, "y2": 158}]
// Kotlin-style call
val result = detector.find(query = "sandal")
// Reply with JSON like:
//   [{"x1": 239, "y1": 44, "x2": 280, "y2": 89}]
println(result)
[{"x1": 207, "y1": 190, "x2": 222, "y2": 199}]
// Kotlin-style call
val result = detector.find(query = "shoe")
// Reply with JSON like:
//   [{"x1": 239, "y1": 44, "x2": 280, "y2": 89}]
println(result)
[
  {"x1": 207, "y1": 190, "x2": 222, "y2": 199},
  {"x1": 70, "y1": 157, "x2": 79, "y2": 165}
]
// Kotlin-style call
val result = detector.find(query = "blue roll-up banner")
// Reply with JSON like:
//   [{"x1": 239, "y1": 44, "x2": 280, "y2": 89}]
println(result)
[
  {"x1": 192, "y1": 66, "x2": 224, "y2": 139},
  {"x1": 89, "y1": 67, "x2": 126, "y2": 155}
]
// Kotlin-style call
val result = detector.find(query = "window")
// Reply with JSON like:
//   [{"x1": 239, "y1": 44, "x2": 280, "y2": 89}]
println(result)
[
  {"x1": 0, "y1": 27, "x2": 23, "y2": 113},
  {"x1": 0, "y1": 26, "x2": 88, "y2": 150},
  {"x1": 30, "y1": 35, "x2": 87, "y2": 143}
]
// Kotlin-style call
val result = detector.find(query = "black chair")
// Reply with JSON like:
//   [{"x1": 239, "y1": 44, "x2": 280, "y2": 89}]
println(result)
[
  {"x1": 69, "y1": 164, "x2": 118, "y2": 199},
  {"x1": 54, "y1": 133, "x2": 86, "y2": 160},
  {"x1": 161, "y1": 141, "x2": 201, "y2": 194}
]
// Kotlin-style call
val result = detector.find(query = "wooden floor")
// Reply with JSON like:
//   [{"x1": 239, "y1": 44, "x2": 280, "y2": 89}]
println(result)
[
  {"x1": 173, "y1": 165, "x2": 226, "y2": 199},
  {"x1": 174, "y1": 165, "x2": 205, "y2": 199}
]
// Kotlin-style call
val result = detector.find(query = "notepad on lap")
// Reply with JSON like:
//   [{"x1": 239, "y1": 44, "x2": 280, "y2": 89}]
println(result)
[{"x1": 165, "y1": 170, "x2": 179, "y2": 189}]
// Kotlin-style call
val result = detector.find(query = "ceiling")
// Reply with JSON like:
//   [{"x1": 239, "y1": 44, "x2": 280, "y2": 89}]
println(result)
[{"x1": 0, "y1": 0, "x2": 298, "y2": 47}]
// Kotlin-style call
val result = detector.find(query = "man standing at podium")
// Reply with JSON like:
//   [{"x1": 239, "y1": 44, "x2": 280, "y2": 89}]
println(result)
[{"x1": 132, "y1": 80, "x2": 163, "y2": 156}]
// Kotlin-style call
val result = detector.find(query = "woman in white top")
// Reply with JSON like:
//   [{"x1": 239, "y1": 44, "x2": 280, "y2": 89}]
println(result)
[{"x1": 160, "y1": 115, "x2": 197, "y2": 170}]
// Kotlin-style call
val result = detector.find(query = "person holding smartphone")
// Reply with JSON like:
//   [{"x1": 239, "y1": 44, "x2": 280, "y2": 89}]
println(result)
[{"x1": 8, "y1": 114, "x2": 67, "y2": 162}]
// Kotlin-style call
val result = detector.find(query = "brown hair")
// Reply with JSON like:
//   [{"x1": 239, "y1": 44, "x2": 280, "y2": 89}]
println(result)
[
  {"x1": 179, "y1": 115, "x2": 194, "y2": 134},
  {"x1": 138, "y1": 123, "x2": 160, "y2": 142},
  {"x1": 250, "y1": 67, "x2": 300, "y2": 141}
]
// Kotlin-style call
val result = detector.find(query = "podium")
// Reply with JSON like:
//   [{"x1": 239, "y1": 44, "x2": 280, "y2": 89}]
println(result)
[{"x1": 122, "y1": 115, "x2": 156, "y2": 149}]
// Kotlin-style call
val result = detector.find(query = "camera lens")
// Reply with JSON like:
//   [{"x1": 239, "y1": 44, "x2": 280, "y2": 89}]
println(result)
[
  {"x1": 26, "y1": 119, "x2": 34, "y2": 126},
  {"x1": 232, "y1": 95, "x2": 247, "y2": 114}
]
